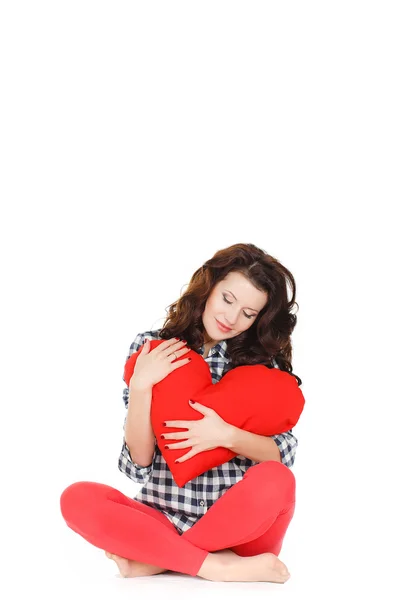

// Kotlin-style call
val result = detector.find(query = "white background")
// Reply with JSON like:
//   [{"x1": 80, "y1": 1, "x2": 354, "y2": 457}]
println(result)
[{"x1": 1, "y1": 1, "x2": 399, "y2": 598}]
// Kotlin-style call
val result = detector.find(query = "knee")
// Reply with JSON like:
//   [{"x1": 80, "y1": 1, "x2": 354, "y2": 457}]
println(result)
[
  {"x1": 251, "y1": 461, "x2": 296, "y2": 502},
  {"x1": 60, "y1": 481, "x2": 96, "y2": 523}
]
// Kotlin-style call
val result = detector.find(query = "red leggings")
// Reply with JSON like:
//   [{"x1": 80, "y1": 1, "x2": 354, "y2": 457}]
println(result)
[{"x1": 60, "y1": 460, "x2": 296, "y2": 577}]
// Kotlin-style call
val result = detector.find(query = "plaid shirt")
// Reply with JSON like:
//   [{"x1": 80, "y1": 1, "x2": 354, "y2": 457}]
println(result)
[{"x1": 118, "y1": 329, "x2": 299, "y2": 534}]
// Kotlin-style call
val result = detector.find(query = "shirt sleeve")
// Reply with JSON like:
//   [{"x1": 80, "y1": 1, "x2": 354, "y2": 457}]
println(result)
[
  {"x1": 117, "y1": 331, "x2": 155, "y2": 484},
  {"x1": 270, "y1": 429, "x2": 298, "y2": 468},
  {"x1": 118, "y1": 438, "x2": 156, "y2": 484}
]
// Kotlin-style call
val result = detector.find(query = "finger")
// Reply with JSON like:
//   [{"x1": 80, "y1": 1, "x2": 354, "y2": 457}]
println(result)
[
  {"x1": 188, "y1": 401, "x2": 210, "y2": 413},
  {"x1": 171, "y1": 357, "x2": 191, "y2": 370},
  {"x1": 175, "y1": 450, "x2": 197, "y2": 463},
  {"x1": 163, "y1": 421, "x2": 190, "y2": 429},
  {"x1": 166, "y1": 339, "x2": 188, "y2": 353},
  {"x1": 162, "y1": 431, "x2": 190, "y2": 440},
  {"x1": 154, "y1": 338, "x2": 181, "y2": 353},
  {"x1": 168, "y1": 346, "x2": 190, "y2": 360},
  {"x1": 164, "y1": 440, "x2": 192, "y2": 449}
]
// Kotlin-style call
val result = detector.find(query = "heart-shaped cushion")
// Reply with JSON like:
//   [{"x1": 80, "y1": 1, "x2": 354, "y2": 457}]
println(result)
[{"x1": 124, "y1": 339, "x2": 305, "y2": 487}]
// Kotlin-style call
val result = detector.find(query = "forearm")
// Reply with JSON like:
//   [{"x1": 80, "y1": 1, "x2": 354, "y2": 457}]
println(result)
[
  {"x1": 124, "y1": 381, "x2": 156, "y2": 467},
  {"x1": 224, "y1": 425, "x2": 282, "y2": 463}
]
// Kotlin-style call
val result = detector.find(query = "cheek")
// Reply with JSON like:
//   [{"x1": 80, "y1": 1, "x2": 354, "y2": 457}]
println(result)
[
  {"x1": 207, "y1": 295, "x2": 220, "y2": 312},
  {"x1": 240, "y1": 318, "x2": 253, "y2": 331}
]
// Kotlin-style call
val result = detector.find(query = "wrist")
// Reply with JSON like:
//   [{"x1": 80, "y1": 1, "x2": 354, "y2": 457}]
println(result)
[
  {"x1": 129, "y1": 378, "x2": 153, "y2": 394},
  {"x1": 224, "y1": 423, "x2": 238, "y2": 449}
]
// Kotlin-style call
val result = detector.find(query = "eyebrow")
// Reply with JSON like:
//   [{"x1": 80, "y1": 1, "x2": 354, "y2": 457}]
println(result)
[{"x1": 223, "y1": 289, "x2": 259, "y2": 313}]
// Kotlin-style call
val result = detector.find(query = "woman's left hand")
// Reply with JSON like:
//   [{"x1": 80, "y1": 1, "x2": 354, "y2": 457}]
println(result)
[{"x1": 161, "y1": 401, "x2": 233, "y2": 462}]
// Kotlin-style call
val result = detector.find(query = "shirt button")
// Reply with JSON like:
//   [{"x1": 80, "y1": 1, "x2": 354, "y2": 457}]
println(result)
[{"x1": 199, "y1": 500, "x2": 205, "y2": 506}]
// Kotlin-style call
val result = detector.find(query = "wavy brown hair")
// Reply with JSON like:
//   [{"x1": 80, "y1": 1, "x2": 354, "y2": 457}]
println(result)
[{"x1": 159, "y1": 243, "x2": 302, "y2": 386}]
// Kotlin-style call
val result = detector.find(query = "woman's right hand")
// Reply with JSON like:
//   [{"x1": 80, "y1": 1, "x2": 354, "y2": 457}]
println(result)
[{"x1": 130, "y1": 337, "x2": 191, "y2": 391}]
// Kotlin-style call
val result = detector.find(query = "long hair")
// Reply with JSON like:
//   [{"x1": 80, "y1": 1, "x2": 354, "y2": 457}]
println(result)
[{"x1": 159, "y1": 243, "x2": 302, "y2": 386}]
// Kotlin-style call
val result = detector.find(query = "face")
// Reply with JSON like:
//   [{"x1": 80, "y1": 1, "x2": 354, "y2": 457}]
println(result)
[{"x1": 201, "y1": 271, "x2": 268, "y2": 345}]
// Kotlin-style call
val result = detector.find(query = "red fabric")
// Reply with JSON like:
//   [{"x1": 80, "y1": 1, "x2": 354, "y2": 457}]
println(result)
[
  {"x1": 60, "y1": 461, "x2": 296, "y2": 577},
  {"x1": 124, "y1": 339, "x2": 305, "y2": 487}
]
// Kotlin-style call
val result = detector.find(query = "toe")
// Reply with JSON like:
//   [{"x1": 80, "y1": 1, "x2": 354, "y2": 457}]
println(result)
[{"x1": 280, "y1": 563, "x2": 289, "y2": 575}]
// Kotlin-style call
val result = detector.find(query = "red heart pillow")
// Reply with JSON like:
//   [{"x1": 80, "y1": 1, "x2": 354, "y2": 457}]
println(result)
[{"x1": 124, "y1": 339, "x2": 305, "y2": 487}]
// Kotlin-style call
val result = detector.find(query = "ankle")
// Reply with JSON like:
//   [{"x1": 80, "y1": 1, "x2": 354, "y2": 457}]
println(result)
[{"x1": 197, "y1": 552, "x2": 230, "y2": 581}]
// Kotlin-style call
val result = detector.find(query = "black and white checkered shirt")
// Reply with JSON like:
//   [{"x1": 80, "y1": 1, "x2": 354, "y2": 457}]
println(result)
[{"x1": 118, "y1": 329, "x2": 299, "y2": 534}]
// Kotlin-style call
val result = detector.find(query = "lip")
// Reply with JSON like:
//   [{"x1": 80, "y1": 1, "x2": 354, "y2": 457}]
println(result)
[{"x1": 215, "y1": 318, "x2": 232, "y2": 332}]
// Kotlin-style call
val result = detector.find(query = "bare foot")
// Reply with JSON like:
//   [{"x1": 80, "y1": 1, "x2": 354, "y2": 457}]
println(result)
[
  {"x1": 234, "y1": 552, "x2": 291, "y2": 583},
  {"x1": 105, "y1": 548, "x2": 238, "y2": 579},
  {"x1": 198, "y1": 550, "x2": 291, "y2": 583},
  {"x1": 105, "y1": 551, "x2": 168, "y2": 578}
]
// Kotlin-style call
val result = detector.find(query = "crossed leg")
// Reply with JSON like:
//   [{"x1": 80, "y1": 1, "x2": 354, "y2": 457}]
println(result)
[
  {"x1": 182, "y1": 460, "x2": 296, "y2": 557},
  {"x1": 60, "y1": 460, "x2": 295, "y2": 578}
]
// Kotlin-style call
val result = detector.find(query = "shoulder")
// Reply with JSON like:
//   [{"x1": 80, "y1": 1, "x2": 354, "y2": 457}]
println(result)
[
  {"x1": 140, "y1": 328, "x2": 163, "y2": 342},
  {"x1": 126, "y1": 328, "x2": 163, "y2": 358}
]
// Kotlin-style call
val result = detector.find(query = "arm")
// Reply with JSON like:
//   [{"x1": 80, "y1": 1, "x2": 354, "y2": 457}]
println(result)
[
  {"x1": 225, "y1": 426, "x2": 298, "y2": 467},
  {"x1": 124, "y1": 384, "x2": 156, "y2": 467},
  {"x1": 118, "y1": 332, "x2": 156, "y2": 484}
]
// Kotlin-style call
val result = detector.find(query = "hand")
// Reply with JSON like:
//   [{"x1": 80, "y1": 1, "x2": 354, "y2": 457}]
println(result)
[
  {"x1": 161, "y1": 401, "x2": 233, "y2": 462},
  {"x1": 130, "y1": 337, "x2": 191, "y2": 390}
]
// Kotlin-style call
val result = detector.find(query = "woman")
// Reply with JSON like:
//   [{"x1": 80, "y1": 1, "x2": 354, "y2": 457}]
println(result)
[{"x1": 60, "y1": 242, "x2": 302, "y2": 583}]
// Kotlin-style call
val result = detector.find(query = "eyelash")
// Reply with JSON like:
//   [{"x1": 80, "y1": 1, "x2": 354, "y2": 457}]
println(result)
[{"x1": 222, "y1": 295, "x2": 255, "y2": 319}]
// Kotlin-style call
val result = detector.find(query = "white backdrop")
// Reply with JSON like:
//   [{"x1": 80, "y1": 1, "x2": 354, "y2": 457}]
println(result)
[{"x1": 1, "y1": 1, "x2": 399, "y2": 598}]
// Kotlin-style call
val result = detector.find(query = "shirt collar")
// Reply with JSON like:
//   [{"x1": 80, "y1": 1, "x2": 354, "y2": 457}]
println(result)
[{"x1": 197, "y1": 338, "x2": 230, "y2": 362}]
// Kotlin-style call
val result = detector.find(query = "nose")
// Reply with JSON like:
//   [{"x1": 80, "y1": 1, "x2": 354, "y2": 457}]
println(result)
[{"x1": 224, "y1": 308, "x2": 240, "y2": 327}]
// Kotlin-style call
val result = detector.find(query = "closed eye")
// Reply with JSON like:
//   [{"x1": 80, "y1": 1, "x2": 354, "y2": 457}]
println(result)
[{"x1": 222, "y1": 294, "x2": 255, "y2": 319}]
